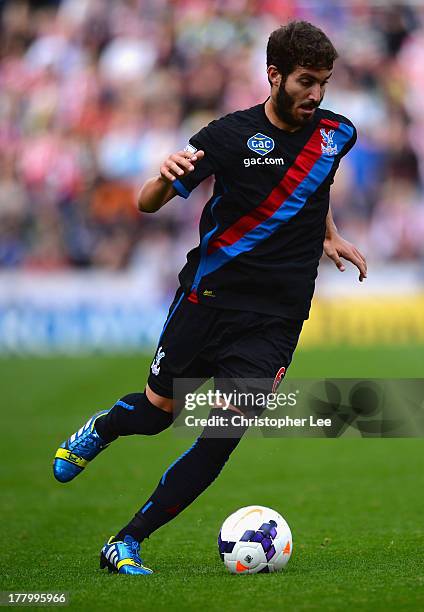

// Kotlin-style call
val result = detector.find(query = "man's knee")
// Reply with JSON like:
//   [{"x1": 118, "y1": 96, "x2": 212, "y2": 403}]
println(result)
[{"x1": 146, "y1": 384, "x2": 175, "y2": 413}]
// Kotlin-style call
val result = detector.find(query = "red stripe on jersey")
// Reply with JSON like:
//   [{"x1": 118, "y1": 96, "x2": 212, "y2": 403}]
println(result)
[{"x1": 207, "y1": 119, "x2": 339, "y2": 255}]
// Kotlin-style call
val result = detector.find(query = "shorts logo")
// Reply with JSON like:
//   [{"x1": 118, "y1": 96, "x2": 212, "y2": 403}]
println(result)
[
  {"x1": 151, "y1": 345, "x2": 165, "y2": 376},
  {"x1": 320, "y1": 128, "x2": 338, "y2": 155},
  {"x1": 247, "y1": 133, "x2": 275, "y2": 156},
  {"x1": 272, "y1": 367, "x2": 286, "y2": 393}
]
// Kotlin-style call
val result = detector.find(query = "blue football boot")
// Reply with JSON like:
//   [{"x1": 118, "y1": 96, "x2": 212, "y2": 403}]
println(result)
[
  {"x1": 100, "y1": 535, "x2": 153, "y2": 575},
  {"x1": 53, "y1": 411, "x2": 110, "y2": 483}
]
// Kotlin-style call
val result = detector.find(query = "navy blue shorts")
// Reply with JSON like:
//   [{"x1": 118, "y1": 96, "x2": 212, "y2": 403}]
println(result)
[{"x1": 147, "y1": 289, "x2": 303, "y2": 402}]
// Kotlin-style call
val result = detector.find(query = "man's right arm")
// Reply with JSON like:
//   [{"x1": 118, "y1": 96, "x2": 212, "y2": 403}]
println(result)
[{"x1": 137, "y1": 149, "x2": 205, "y2": 213}]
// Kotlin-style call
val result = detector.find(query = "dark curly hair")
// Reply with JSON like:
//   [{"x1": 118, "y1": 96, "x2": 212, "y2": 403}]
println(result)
[{"x1": 267, "y1": 21, "x2": 338, "y2": 79}]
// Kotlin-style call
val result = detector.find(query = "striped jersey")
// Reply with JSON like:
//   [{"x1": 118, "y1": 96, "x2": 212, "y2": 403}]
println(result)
[{"x1": 172, "y1": 102, "x2": 356, "y2": 319}]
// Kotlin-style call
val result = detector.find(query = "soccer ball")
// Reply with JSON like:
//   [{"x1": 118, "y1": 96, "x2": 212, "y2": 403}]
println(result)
[{"x1": 218, "y1": 505, "x2": 292, "y2": 574}]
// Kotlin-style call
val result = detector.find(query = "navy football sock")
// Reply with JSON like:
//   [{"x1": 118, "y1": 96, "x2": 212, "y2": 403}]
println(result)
[
  {"x1": 114, "y1": 409, "x2": 247, "y2": 543},
  {"x1": 95, "y1": 392, "x2": 173, "y2": 443}
]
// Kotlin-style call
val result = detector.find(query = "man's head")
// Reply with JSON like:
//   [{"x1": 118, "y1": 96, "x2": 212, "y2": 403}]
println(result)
[{"x1": 266, "y1": 21, "x2": 338, "y2": 128}]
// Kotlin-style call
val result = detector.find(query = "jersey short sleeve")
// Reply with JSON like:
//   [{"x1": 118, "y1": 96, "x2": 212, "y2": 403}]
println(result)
[
  {"x1": 341, "y1": 123, "x2": 357, "y2": 157},
  {"x1": 329, "y1": 121, "x2": 357, "y2": 185},
  {"x1": 172, "y1": 120, "x2": 222, "y2": 199}
]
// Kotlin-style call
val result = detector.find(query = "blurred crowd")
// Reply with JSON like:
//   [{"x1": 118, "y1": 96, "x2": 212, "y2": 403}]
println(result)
[{"x1": 0, "y1": 0, "x2": 423, "y2": 296}]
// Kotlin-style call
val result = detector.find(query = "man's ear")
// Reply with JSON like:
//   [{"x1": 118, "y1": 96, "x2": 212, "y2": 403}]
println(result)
[{"x1": 267, "y1": 65, "x2": 282, "y2": 88}]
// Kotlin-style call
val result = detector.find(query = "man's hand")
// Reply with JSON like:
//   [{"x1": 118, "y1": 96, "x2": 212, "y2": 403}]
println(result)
[
  {"x1": 324, "y1": 232, "x2": 367, "y2": 282},
  {"x1": 137, "y1": 148, "x2": 205, "y2": 212},
  {"x1": 160, "y1": 149, "x2": 205, "y2": 184}
]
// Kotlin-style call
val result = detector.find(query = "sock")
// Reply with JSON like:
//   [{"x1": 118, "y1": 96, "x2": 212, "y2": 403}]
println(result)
[
  {"x1": 114, "y1": 409, "x2": 247, "y2": 543},
  {"x1": 95, "y1": 392, "x2": 173, "y2": 443}
]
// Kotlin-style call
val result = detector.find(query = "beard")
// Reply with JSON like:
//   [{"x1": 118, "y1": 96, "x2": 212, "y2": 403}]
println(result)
[{"x1": 275, "y1": 82, "x2": 322, "y2": 127}]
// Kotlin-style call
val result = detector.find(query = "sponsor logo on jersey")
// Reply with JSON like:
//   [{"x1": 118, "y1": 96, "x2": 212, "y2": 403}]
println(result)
[
  {"x1": 151, "y1": 345, "x2": 165, "y2": 375},
  {"x1": 320, "y1": 128, "x2": 338, "y2": 155},
  {"x1": 202, "y1": 289, "x2": 216, "y2": 297},
  {"x1": 243, "y1": 157, "x2": 284, "y2": 168},
  {"x1": 247, "y1": 133, "x2": 275, "y2": 156}
]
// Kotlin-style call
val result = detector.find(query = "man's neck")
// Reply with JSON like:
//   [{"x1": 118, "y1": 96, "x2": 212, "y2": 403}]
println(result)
[{"x1": 264, "y1": 97, "x2": 300, "y2": 133}]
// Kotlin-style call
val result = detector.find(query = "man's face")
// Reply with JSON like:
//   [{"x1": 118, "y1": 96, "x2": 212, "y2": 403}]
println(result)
[{"x1": 275, "y1": 66, "x2": 332, "y2": 128}]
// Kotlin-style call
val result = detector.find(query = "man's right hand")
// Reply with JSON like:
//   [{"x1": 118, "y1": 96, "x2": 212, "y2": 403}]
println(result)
[
  {"x1": 160, "y1": 149, "x2": 205, "y2": 184},
  {"x1": 138, "y1": 149, "x2": 205, "y2": 213}
]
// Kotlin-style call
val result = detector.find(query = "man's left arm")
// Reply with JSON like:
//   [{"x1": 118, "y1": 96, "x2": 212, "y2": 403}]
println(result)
[{"x1": 324, "y1": 206, "x2": 367, "y2": 282}]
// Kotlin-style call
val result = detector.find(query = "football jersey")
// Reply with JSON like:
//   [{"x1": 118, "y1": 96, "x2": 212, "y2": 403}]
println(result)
[{"x1": 172, "y1": 101, "x2": 356, "y2": 319}]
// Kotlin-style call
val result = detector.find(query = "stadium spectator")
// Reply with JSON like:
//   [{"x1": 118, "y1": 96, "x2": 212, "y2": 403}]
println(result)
[{"x1": 0, "y1": 0, "x2": 423, "y2": 295}]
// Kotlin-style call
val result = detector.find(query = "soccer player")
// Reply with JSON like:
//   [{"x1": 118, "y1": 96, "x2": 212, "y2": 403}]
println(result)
[{"x1": 53, "y1": 21, "x2": 367, "y2": 575}]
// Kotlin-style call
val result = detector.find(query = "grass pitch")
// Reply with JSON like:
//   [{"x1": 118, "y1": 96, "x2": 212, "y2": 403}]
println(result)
[{"x1": 1, "y1": 345, "x2": 423, "y2": 611}]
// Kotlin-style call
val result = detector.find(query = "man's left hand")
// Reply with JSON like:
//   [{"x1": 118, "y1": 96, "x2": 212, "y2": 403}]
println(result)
[{"x1": 324, "y1": 233, "x2": 367, "y2": 282}]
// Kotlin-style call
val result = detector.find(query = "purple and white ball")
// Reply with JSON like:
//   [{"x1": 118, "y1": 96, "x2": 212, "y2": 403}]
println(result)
[{"x1": 218, "y1": 505, "x2": 292, "y2": 574}]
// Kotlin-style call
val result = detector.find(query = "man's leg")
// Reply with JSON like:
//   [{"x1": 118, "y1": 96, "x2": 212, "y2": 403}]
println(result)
[
  {"x1": 111, "y1": 407, "x2": 247, "y2": 543},
  {"x1": 99, "y1": 312, "x2": 304, "y2": 574},
  {"x1": 104, "y1": 313, "x2": 303, "y2": 548}
]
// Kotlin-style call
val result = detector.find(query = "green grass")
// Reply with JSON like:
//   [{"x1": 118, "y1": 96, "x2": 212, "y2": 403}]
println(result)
[{"x1": 1, "y1": 345, "x2": 423, "y2": 611}]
